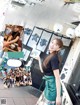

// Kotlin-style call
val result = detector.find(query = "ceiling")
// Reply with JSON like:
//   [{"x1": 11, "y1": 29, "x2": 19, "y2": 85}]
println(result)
[{"x1": 1, "y1": 0, "x2": 80, "y2": 30}]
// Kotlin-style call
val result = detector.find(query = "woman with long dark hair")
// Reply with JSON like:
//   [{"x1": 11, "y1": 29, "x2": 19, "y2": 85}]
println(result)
[{"x1": 36, "y1": 38, "x2": 63, "y2": 105}]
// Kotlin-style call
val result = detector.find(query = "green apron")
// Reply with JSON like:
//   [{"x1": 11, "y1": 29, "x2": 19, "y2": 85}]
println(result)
[
  {"x1": 43, "y1": 75, "x2": 62, "y2": 101},
  {"x1": 43, "y1": 75, "x2": 56, "y2": 101}
]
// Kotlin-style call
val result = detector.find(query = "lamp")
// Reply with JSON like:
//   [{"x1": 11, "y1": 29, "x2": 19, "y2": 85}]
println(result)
[
  {"x1": 66, "y1": 28, "x2": 75, "y2": 38},
  {"x1": 75, "y1": 24, "x2": 80, "y2": 37},
  {"x1": 53, "y1": 23, "x2": 63, "y2": 33}
]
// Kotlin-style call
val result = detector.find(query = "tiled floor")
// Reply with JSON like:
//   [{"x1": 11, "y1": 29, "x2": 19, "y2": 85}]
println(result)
[{"x1": 0, "y1": 79, "x2": 42, "y2": 105}]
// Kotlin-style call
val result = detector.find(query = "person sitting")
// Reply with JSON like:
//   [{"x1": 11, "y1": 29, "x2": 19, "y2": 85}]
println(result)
[
  {"x1": 19, "y1": 72, "x2": 24, "y2": 86},
  {"x1": 3, "y1": 75, "x2": 11, "y2": 88},
  {"x1": 10, "y1": 73, "x2": 15, "y2": 87},
  {"x1": 15, "y1": 72, "x2": 20, "y2": 86},
  {"x1": 3, "y1": 26, "x2": 21, "y2": 51}
]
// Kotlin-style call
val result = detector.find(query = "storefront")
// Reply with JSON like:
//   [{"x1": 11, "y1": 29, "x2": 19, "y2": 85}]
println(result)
[{"x1": 0, "y1": 0, "x2": 80, "y2": 105}]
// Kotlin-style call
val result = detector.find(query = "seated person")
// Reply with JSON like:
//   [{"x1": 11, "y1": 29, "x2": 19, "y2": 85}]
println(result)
[
  {"x1": 3, "y1": 75, "x2": 11, "y2": 88},
  {"x1": 15, "y1": 72, "x2": 20, "y2": 86},
  {"x1": 19, "y1": 72, "x2": 24, "y2": 85},
  {"x1": 10, "y1": 73, "x2": 15, "y2": 87},
  {"x1": 3, "y1": 26, "x2": 22, "y2": 51}
]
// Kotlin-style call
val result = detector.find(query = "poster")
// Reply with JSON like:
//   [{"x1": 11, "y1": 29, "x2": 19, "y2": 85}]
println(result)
[
  {"x1": 30, "y1": 49, "x2": 41, "y2": 59},
  {"x1": 3, "y1": 24, "x2": 24, "y2": 52},
  {"x1": 51, "y1": 34, "x2": 61, "y2": 41},
  {"x1": 37, "y1": 31, "x2": 52, "y2": 52},
  {"x1": 27, "y1": 27, "x2": 43, "y2": 48},
  {"x1": 22, "y1": 48, "x2": 31, "y2": 61},
  {"x1": 62, "y1": 37, "x2": 71, "y2": 46},
  {"x1": 22, "y1": 26, "x2": 33, "y2": 45}
]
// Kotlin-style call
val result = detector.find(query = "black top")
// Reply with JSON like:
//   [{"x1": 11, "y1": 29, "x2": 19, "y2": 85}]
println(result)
[
  {"x1": 12, "y1": 31, "x2": 20, "y2": 39},
  {"x1": 43, "y1": 54, "x2": 59, "y2": 76}
]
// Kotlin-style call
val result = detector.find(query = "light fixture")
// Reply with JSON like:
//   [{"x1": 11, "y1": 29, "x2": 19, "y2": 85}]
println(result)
[
  {"x1": 53, "y1": 23, "x2": 63, "y2": 33},
  {"x1": 66, "y1": 28, "x2": 75, "y2": 38},
  {"x1": 75, "y1": 24, "x2": 80, "y2": 37},
  {"x1": 7, "y1": 59, "x2": 22, "y2": 67}
]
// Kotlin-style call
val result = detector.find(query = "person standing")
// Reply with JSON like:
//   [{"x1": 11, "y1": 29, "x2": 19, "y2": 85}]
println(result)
[{"x1": 36, "y1": 38, "x2": 63, "y2": 105}]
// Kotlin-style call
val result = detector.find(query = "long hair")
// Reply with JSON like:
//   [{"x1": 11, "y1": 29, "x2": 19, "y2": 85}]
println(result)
[{"x1": 42, "y1": 38, "x2": 63, "y2": 69}]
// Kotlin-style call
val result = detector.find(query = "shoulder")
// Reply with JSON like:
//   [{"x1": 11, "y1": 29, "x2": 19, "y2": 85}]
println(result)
[
  {"x1": 50, "y1": 54, "x2": 59, "y2": 70},
  {"x1": 51, "y1": 54, "x2": 59, "y2": 62}
]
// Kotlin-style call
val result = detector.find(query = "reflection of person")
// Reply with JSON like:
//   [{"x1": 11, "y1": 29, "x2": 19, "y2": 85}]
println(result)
[
  {"x1": 3, "y1": 26, "x2": 21, "y2": 51},
  {"x1": 36, "y1": 38, "x2": 63, "y2": 105}
]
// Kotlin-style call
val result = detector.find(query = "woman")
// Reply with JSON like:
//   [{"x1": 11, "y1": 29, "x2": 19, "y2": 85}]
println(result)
[
  {"x1": 3, "y1": 26, "x2": 21, "y2": 51},
  {"x1": 36, "y1": 38, "x2": 63, "y2": 105}
]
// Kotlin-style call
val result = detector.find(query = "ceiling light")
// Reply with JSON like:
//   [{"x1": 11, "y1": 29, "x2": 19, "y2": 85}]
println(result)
[
  {"x1": 53, "y1": 23, "x2": 63, "y2": 33},
  {"x1": 66, "y1": 28, "x2": 75, "y2": 38},
  {"x1": 75, "y1": 24, "x2": 80, "y2": 37}
]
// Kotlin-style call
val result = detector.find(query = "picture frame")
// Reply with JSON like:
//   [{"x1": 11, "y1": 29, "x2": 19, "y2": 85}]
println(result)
[{"x1": 27, "y1": 27, "x2": 43, "y2": 48}]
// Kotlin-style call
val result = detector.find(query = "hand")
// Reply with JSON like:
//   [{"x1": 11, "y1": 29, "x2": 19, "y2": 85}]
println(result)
[
  {"x1": 56, "y1": 96, "x2": 62, "y2": 105},
  {"x1": 3, "y1": 41, "x2": 10, "y2": 47},
  {"x1": 35, "y1": 56, "x2": 40, "y2": 60}
]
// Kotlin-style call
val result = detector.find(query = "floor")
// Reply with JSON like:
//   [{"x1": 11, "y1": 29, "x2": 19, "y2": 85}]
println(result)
[{"x1": 0, "y1": 79, "x2": 42, "y2": 105}]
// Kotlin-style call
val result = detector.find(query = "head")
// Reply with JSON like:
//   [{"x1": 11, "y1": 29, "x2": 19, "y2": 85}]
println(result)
[
  {"x1": 49, "y1": 38, "x2": 63, "y2": 53},
  {"x1": 14, "y1": 26, "x2": 19, "y2": 32},
  {"x1": 42, "y1": 38, "x2": 63, "y2": 69},
  {"x1": 10, "y1": 69, "x2": 13, "y2": 73}
]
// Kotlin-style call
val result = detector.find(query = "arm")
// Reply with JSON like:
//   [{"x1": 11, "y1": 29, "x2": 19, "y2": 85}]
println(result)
[
  {"x1": 8, "y1": 36, "x2": 19, "y2": 44},
  {"x1": 7, "y1": 34, "x2": 13, "y2": 41},
  {"x1": 35, "y1": 56, "x2": 43, "y2": 73},
  {"x1": 53, "y1": 69, "x2": 61, "y2": 105},
  {"x1": 3, "y1": 36, "x2": 19, "y2": 47},
  {"x1": 38, "y1": 56, "x2": 43, "y2": 73}
]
